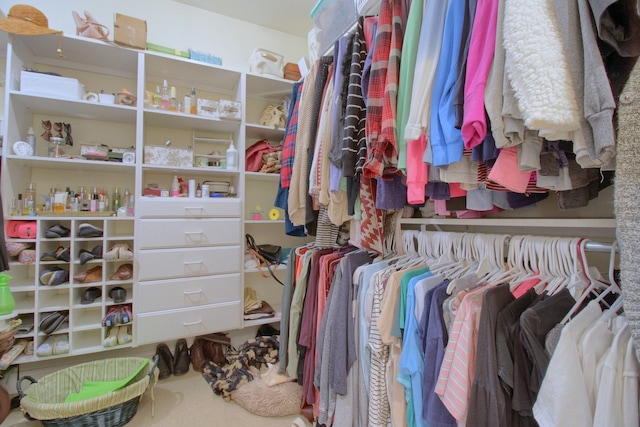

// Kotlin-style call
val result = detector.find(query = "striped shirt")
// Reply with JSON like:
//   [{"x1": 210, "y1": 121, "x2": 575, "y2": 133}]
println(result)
[
  {"x1": 368, "y1": 268, "x2": 393, "y2": 426},
  {"x1": 435, "y1": 285, "x2": 487, "y2": 424}
]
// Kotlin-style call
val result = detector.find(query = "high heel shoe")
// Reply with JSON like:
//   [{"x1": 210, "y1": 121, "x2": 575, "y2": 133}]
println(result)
[{"x1": 72, "y1": 10, "x2": 109, "y2": 41}]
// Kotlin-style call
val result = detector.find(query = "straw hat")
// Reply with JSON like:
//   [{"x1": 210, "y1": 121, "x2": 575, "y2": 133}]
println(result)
[{"x1": 0, "y1": 4, "x2": 63, "y2": 56}]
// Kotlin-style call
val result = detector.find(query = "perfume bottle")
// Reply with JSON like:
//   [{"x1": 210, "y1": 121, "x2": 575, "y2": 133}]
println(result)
[
  {"x1": 190, "y1": 87, "x2": 197, "y2": 114},
  {"x1": 161, "y1": 80, "x2": 170, "y2": 110},
  {"x1": 153, "y1": 85, "x2": 162, "y2": 108},
  {"x1": 170, "y1": 86, "x2": 178, "y2": 111}
]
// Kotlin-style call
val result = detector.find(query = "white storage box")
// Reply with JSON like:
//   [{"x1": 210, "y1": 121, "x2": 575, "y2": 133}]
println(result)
[
  {"x1": 219, "y1": 100, "x2": 242, "y2": 121},
  {"x1": 144, "y1": 145, "x2": 193, "y2": 167},
  {"x1": 197, "y1": 99, "x2": 219, "y2": 119},
  {"x1": 20, "y1": 70, "x2": 85, "y2": 100}
]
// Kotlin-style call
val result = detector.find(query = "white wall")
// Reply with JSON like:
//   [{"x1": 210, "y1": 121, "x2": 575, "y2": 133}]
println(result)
[{"x1": 0, "y1": 0, "x2": 310, "y2": 71}]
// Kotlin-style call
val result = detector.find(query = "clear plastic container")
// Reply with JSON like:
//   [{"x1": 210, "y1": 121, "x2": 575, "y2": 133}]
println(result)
[{"x1": 48, "y1": 137, "x2": 65, "y2": 158}]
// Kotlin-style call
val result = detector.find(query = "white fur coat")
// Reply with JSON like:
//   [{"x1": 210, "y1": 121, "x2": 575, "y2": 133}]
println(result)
[{"x1": 503, "y1": 0, "x2": 580, "y2": 140}]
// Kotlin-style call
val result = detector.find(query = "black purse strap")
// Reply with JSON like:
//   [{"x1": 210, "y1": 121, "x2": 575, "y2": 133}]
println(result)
[{"x1": 245, "y1": 234, "x2": 284, "y2": 286}]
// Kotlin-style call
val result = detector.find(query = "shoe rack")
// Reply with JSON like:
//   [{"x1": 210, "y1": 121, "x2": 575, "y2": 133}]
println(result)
[{"x1": 0, "y1": 33, "x2": 300, "y2": 363}]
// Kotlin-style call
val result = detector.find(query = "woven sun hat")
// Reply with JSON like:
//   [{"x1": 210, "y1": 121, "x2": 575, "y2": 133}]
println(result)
[{"x1": 0, "y1": 4, "x2": 63, "y2": 56}]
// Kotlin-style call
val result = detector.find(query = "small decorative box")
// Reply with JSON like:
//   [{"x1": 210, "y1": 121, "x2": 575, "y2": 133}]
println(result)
[
  {"x1": 144, "y1": 145, "x2": 193, "y2": 167},
  {"x1": 197, "y1": 99, "x2": 219, "y2": 119},
  {"x1": 81, "y1": 144, "x2": 109, "y2": 160},
  {"x1": 219, "y1": 99, "x2": 242, "y2": 121}
]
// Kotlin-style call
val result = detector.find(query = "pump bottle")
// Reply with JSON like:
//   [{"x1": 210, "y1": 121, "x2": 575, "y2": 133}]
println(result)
[{"x1": 226, "y1": 141, "x2": 238, "y2": 170}]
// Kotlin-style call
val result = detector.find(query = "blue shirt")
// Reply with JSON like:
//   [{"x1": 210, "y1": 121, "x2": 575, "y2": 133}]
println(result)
[
  {"x1": 421, "y1": 282, "x2": 457, "y2": 427},
  {"x1": 429, "y1": 0, "x2": 466, "y2": 167},
  {"x1": 399, "y1": 273, "x2": 443, "y2": 427}
]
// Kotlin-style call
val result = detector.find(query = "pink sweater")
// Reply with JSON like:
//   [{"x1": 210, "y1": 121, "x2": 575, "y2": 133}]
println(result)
[{"x1": 461, "y1": 0, "x2": 500, "y2": 150}]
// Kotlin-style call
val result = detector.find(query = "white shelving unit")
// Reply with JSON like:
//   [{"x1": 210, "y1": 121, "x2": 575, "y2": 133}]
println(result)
[{"x1": 0, "y1": 33, "x2": 299, "y2": 362}]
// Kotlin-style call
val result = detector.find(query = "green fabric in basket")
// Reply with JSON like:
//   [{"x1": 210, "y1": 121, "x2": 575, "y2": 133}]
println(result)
[{"x1": 64, "y1": 359, "x2": 148, "y2": 403}]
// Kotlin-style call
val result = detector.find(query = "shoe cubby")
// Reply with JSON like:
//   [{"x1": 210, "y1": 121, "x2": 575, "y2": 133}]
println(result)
[
  {"x1": 73, "y1": 330, "x2": 102, "y2": 353},
  {"x1": 71, "y1": 306, "x2": 102, "y2": 330}
]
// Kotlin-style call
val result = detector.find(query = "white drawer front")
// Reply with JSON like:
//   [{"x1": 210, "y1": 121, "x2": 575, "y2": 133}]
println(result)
[
  {"x1": 136, "y1": 302, "x2": 242, "y2": 345},
  {"x1": 137, "y1": 246, "x2": 241, "y2": 281},
  {"x1": 138, "y1": 218, "x2": 241, "y2": 248},
  {"x1": 137, "y1": 273, "x2": 241, "y2": 313},
  {"x1": 138, "y1": 197, "x2": 241, "y2": 218}
]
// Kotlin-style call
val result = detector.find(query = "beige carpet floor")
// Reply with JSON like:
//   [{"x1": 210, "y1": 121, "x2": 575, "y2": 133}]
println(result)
[{"x1": 3, "y1": 368, "x2": 305, "y2": 427}]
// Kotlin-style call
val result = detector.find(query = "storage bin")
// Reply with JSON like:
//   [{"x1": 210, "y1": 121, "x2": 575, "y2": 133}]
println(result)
[
  {"x1": 20, "y1": 71, "x2": 85, "y2": 100},
  {"x1": 189, "y1": 49, "x2": 222, "y2": 66},
  {"x1": 310, "y1": 0, "x2": 357, "y2": 55},
  {"x1": 143, "y1": 145, "x2": 193, "y2": 167},
  {"x1": 17, "y1": 356, "x2": 157, "y2": 426}
]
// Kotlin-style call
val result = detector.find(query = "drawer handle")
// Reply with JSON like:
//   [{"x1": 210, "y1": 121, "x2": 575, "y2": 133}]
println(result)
[
  {"x1": 183, "y1": 260, "x2": 203, "y2": 265},
  {"x1": 184, "y1": 231, "x2": 204, "y2": 239},
  {"x1": 183, "y1": 320, "x2": 202, "y2": 326},
  {"x1": 184, "y1": 206, "x2": 205, "y2": 212},
  {"x1": 183, "y1": 289, "x2": 203, "y2": 295}
]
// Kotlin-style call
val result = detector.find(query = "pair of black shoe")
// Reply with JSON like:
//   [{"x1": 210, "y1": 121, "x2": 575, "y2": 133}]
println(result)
[{"x1": 156, "y1": 338, "x2": 190, "y2": 379}]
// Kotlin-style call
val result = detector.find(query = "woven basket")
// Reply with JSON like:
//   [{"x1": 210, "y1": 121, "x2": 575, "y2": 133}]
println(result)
[{"x1": 18, "y1": 356, "x2": 158, "y2": 426}]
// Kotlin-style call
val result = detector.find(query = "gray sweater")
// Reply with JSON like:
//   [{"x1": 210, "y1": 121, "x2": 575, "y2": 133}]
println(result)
[{"x1": 553, "y1": 0, "x2": 617, "y2": 168}]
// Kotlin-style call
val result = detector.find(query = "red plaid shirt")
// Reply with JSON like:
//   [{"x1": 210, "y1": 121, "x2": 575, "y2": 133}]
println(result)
[
  {"x1": 363, "y1": 0, "x2": 404, "y2": 179},
  {"x1": 280, "y1": 81, "x2": 303, "y2": 188}
]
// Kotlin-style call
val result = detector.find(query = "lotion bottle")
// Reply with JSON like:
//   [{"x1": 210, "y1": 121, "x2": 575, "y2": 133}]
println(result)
[
  {"x1": 190, "y1": 88, "x2": 197, "y2": 114},
  {"x1": 26, "y1": 127, "x2": 36, "y2": 155},
  {"x1": 226, "y1": 141, "x2": 238, "y2": 170},
  {"x1": 172, "y1": 176, "x2": 180, "y2": 196}
]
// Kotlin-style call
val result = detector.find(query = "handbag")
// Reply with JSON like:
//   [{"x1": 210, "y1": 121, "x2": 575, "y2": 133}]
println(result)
[
  {"x1": 258, "y1": 104, "x2": 287, "y2": 129},
  {"x1": 245, "y1": 139, "x2": 281, "y2": 172},
  {"x1": 248, "y1": 48, "x2": 284, "y2": 78},
  {"x1": 190, "y1": 332, "x2": 232, "y2": 370},
  {"x1": 245, "y1": 234, "x2": 284, "y2": 285}
]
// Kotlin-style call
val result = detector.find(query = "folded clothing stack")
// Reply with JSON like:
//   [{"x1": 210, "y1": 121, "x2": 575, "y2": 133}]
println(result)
[{"x1": 243, "y1": 287, "x2": 275, "y2": 320}]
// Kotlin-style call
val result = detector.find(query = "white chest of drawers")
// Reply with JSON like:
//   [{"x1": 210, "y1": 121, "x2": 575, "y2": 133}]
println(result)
[{"x1": 135, "y1": 198, "x2": 243, "y2": 345}]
